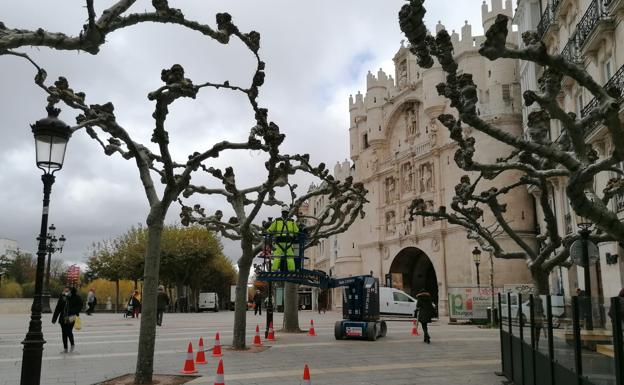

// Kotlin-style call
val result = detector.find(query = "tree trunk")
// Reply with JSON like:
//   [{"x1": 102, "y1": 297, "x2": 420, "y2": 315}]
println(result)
[
  {"x1": 232, "y1": 247, "x2": 252, "y2": 350},
  {"x1": 134, "y1": 214, "x2": 165, "y2": 384},
  {"x1": 283, "y1": 282, "x2": 301, "y2": 332},
  {"x1": 115, "y1": 279, "x2": 119, "y2": 314},
  {"x1": 532, "y1": 268, "x2": 550, "y2": 295}
]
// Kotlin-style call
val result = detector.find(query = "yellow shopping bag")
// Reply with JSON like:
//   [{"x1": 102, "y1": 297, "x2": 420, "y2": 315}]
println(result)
[{"x1": 74, "y1": 316, "x2": 82, "y2": 331}]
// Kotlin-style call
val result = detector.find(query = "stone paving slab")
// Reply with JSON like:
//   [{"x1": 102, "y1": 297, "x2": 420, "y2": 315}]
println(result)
[{"x1": 0, "y1": 311, "x2": 504, "y2": 385}]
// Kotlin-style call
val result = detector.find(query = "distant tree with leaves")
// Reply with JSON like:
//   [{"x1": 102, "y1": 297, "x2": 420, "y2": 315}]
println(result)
[{"x1": 181, "y1": 157, "x2": 368, "y2": 348}]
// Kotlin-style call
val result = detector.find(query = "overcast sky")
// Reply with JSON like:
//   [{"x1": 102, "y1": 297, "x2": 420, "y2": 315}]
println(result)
[{"x1": 0, "y1": 0, "x2": 489, "y2": 267}]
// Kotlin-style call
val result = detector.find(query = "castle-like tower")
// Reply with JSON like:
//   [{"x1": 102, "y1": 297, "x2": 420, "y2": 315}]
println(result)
[{"x1": 305, "y1": 0, "x2": 534, "y2": 316}]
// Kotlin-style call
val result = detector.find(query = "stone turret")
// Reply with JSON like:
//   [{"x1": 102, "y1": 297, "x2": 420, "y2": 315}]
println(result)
[
  {"x1": 482, "y1": 0, "x2": 514, "y2": 35},
  {"x1": 364, "y1": 69, "x2": 391, "y2": 145}
]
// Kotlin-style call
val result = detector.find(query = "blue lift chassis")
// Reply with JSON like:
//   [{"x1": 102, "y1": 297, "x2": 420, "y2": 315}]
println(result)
[{"x1": 256, "y1": 271, "x2": 388, "y2": 341}]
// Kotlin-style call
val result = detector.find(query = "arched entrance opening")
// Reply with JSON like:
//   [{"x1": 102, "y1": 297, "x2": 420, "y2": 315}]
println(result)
[{"x1": 389, "y1": 247, "x2": 438, "y2": 305}]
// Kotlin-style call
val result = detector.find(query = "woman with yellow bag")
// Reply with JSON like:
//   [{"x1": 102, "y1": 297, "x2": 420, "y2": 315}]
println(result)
[{"x1": 52, "y1": 286, "x2": 83, "y2": 354}]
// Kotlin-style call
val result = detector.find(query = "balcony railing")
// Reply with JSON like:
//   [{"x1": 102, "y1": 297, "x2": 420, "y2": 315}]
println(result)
[
  {"x1": 580, "y1": 63, "x2": 624, "y2": 136},
  {"x1": 537, "y1": 4, "x2": 553, "y2": 39},
  {"x1": 560, "y1": 34, "x2": 580, "y2": 64},
  {"x1": 576, "y1": 0, "x2": 609, "y2": 49},
  {"x1": 552, "y1": 0, "x2": 562, "y2": 12}
]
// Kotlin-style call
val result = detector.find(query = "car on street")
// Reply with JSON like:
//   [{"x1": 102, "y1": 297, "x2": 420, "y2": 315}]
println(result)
[{"x1": 198, "y1": 292, "x2": 219, "y2": 312}]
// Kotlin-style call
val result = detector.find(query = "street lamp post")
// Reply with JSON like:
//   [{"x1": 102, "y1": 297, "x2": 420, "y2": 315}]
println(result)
[
  {"x1": 576, "y1": 214, "x2": 594, "y2": 331},
  {"x1": 41, "y1": 224, "x2": 66, "y2": 313},
  {"x1": 472, "y1": 246, "x2": 482, "y2": 289},
  {"x1": 21, "y1": 106, "x2": 71, "y2": 385},
  {"x1": 489, "y1": 250, "x2": 496, "y2": 326}
]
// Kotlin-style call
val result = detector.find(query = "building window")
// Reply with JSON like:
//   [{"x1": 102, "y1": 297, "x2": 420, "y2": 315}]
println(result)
[{"x1": 363, "y1": 133, "x2": 369, "y2": 149}]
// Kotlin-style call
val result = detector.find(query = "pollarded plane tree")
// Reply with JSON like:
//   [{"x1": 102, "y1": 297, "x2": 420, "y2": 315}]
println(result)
[
  {"x1": 1, "y1": 1, "x2": 280, "y2": 383},
  {"x1": 399, "y1": 0, "x2": 623, "y2": 294},
  {"x1": 180, "y1": 155, "x2": 367, "y2": 348}
]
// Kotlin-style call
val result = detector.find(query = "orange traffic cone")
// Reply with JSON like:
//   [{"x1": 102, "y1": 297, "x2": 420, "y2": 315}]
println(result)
[
  {"x1": 195, "y1": 337, "x2": 207, "y2": 364},
  {"x1": 411, "y1": 320, "x2": 419, "y2": 336},
  {"x1": 308, "y1": 319, "x2": 317, "y2": 336},
  {"x1": 214, "y1": 358, "x2": 225, "y2": 385},
  {"x1": 180, "y1": 342, "x2": 198, "y2": 374},
  {"x1": 267, "y1": 321, "x2": 276, "y2": 341},
  {"x1": 212, "y1": 332, "x2": 223, "y2": 357},
  {"x1": 253, "y1": 324, "x2": 262, "y2": 346},
  {"x1": 302, "y1": 364, "x2": 311, "y2": 385}
]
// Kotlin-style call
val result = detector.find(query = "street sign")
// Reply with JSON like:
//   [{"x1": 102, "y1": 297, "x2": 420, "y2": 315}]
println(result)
[{"x1": 570, "y1": 239, "x2": 599, "y2": 266}]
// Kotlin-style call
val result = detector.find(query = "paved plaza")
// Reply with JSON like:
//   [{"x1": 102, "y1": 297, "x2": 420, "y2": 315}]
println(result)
[{"x1": 0, "y1": 311, "x2": 504, "y2": 385}]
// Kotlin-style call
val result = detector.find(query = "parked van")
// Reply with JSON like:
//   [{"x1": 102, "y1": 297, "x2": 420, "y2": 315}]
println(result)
[
  {"x1": 198, "y1": 292, "x2": 219, "y2": 312},
  {"x1": 379, "y1": 287, "x2": 418, "y2": 317}
]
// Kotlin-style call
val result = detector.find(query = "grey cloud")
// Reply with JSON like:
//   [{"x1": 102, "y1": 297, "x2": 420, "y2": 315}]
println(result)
[{"x1": 0, "y1": 0, "x2": 484, "y2": 265}]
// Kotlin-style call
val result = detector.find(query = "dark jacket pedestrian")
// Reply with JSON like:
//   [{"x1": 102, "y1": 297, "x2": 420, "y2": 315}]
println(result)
[
  {"x1": 253, "y1": 291, "x2": 263, "y2": 316},
  {"x1": 52, "y1": 287, "x2": 83, "y2": 353},
  {"x1": 416, "y1": 291, "x2": 435, "y2": 344},
  {"x1": 608, "y1": 288, "x2": 624, "y2": 323},
  {"x1": 156, "y1": 285, "x2": 170, "y2": 326},
  {"x1": 129, "y1": 291, "x2": 141, "y2": 318}
]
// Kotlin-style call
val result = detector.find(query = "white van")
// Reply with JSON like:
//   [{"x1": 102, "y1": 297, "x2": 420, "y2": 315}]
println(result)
[
  {"x1": 379, "y1": 287, "x2": 418, "y2": 317},
  {"x1": 500, "y1": 294, "x2": 565, "y2": 327},
  {"x1": 198, "y1": 292, "x2": 219, "y2": 312}
]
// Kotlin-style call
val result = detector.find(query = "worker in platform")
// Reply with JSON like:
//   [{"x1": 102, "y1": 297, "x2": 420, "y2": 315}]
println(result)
[{"x1": 269, "y1": 204, "x2": 299, "y2": 271}]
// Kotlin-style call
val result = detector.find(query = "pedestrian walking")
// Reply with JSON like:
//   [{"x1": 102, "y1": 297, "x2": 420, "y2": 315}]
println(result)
[
  {"x1": 416, "y1": 290, "x2": 435, "y2": 344},
  {"x1": 86, "y1": 288, "x2": 97, "y2": 315},
  {"x1": 52, "y1": 286, "x2": 83, "y2": 353},
  {"x1": 532, "y1": 296, "x2": 545, "y2": 349},
  {"x1": 253, "y1": 290, "x2": 263, "y2": 316},
  {"x1": 157, "y1": 285, "x2": 170, "y2": 326},
  {"x1": 129, "y1": 290, "x2": 141, "y2": 318}
]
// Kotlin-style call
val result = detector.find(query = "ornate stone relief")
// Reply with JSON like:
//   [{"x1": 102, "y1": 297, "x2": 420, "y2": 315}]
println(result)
[{"x1": 431, "y1": 237, "x2": 440, "y2": 252}]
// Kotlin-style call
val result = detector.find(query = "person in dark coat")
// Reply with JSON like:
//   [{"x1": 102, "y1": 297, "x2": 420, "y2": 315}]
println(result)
[
  {"x1": 156, "y1": 285, "x2": 170, "y2": 327},
  {"x1": 253, "y1": 290, "x2": 263, "y2": 316},
  {"x1": 52, "y1": 286, "x2": 83, "y2": 353},
  {"x1": 608, "y1": 288, "x2": 624, "y2": 324},
  {"x1": 416, "y1": 290, "x2": 435, "y2": 344},
  {"x1": 129, "y1": 290, "x2": 141, "y2": 318}
]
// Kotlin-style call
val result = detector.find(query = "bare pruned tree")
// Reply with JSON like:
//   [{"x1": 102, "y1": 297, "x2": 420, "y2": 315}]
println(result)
[
  {"x1": 1, "y1": 1, "x2": 280, "y2": 383},
  {"x1": 180, "y1": 154, "x2": 367, "y2": 348},
  {"x1": 399, "y1": 0, "x2": 623, "y2": 293}
]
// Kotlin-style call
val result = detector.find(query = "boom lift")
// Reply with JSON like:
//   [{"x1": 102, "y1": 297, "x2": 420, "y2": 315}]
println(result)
[{"x1": 255, "y1": 227, "x2": 387, "y2": 341}]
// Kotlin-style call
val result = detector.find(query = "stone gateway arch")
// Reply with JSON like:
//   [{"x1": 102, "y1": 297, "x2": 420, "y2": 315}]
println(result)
[{"x1": 389, "y1": 247, "x2": 438, "y2": 306}]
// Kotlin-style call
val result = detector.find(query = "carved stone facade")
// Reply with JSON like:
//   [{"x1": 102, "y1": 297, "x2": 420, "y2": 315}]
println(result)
[{"x1": 305, "y1": 0, "x2": 534, "y2": 315}]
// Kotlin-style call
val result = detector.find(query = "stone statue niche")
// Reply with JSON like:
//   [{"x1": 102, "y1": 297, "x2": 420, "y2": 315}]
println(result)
[
  {"x1": 401, "y1": 162, "x2": 413, "y2": 193},
  {"x1": 403, "y1": 206, "x2": 413, "y2": 235},
  {"x1": 405, "y1": 103, "x2": 419, "y2": 137},
  {"x1": 398, "y1": 59, "x2": 408, "y2": 89},
  {"x1": 385, "y1": 176, "x2": 396, "y2": 203},
  {"x1": 422, "y1": 200, "x2": 435, "y2": 226},
  {"x1": 427, "y1": 118, "x2": 438, "y2": 145},
  {"x1": 420, "y1": 162, "x2": 434, "y2": 193},
  {"x1": 386, "y1": 210, "x2": 396, "y2": 234}
]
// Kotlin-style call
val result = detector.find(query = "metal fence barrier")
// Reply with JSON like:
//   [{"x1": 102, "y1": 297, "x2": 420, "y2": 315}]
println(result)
[{"x1": 498, "y1": 293, "x2": 624, "y2": 385}]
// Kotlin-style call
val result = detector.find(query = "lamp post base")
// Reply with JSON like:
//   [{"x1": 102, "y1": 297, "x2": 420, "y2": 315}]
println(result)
[{"x1": 41, "y1": 292, "x2": 51, "y2": 314}]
